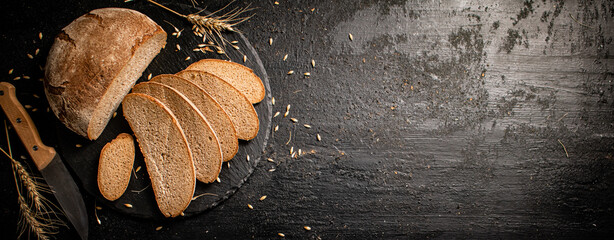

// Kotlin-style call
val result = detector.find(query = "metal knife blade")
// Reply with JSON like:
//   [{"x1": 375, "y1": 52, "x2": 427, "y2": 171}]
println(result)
[{"x1": 0, "y1": 82, "x2": 88, "y2": 240}]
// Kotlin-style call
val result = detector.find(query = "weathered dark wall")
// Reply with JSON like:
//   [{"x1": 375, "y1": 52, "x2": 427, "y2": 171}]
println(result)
[{"x1": 1, "y1": 0, "x2": 613, "y2": 239}]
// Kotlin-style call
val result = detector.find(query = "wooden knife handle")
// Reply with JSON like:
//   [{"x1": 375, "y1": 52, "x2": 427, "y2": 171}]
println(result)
[{"x1": 0, "y1": 82, "x2": 56, "y2": 170}]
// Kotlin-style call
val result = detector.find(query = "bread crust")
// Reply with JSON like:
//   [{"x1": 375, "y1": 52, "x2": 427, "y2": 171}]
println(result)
[{"x1": 44, "y1": 8, "x2": 166, "y2": 140}]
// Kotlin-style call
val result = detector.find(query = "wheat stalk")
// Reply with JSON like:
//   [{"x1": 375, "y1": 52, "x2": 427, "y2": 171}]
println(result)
[
  {"x1": 147, "y1": 0, "x2": 252, "y2": 55},
  {"x1": 3, "y1": 121, "x2": 64, "y2": 239}
]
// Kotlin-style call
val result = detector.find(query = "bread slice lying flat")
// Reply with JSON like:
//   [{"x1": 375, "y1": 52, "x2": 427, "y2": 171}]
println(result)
[
  {"x1": 185, "y1": 59, "x2": 265, "y2": 104},
  {"x1": 44, "y1": 8, "x2": 167, "y2": 140},
  {"x1": 122, "y1": 93, "x2": 195, "y2": 217},
  {"x1": 132, "y1": 81, "x2": 223, "y2": 183},
  {"x1": 176, "y1": 70, "x2": 259, "y2": 140},
  {"x1": 150, "y1": 74, "x2": 238, "y2": 162},
  {"x1": 97, "y1": 133, "x2": 135, "y2": 201}
]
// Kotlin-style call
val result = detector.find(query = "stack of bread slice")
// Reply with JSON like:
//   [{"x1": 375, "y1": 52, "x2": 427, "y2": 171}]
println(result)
[{"x1": 118, "y1": 59, "x2": 264, "y2": 217}]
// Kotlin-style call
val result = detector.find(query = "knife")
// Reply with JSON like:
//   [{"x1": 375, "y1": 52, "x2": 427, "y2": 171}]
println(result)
[{"x1": 0, "y1": 82, "x2": 88, "y2": 240}]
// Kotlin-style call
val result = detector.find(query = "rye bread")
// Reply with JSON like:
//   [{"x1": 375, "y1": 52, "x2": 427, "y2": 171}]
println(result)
[
  {"x1": 176, "y1": 70, "x2": 259, "y2": 140},
  {"x1": 122, "y1": 93, "x2": 195, "y2": 217},
  {"x1": 132, "y1": 81, "x2": 223, "y2": 183},
  {"x1": 97, "y1": 133, "x2": 135, "y2": 201},
  {"x1": 150, "y1": 74, "x2": 238, "y2": 162},
  {"x1": 185, "y1": 59, "x2": 265, "y2": 104},
  {"x1": 44, "y1": 8, "x2": 167, "y2": 140}
]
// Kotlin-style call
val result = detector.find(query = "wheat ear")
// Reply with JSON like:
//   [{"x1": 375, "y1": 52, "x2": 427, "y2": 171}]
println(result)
[
  {"x1": 147, "y1": 0, "x2": 252, "y2": 55},
  {"x1": 3, "y1": 121, "x2": 64, "y2": 239}
]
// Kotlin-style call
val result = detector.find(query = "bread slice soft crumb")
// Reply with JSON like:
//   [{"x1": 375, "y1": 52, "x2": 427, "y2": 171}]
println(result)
[{"x1": 98, "y1": 133, "x2": 135, "y2": 201}]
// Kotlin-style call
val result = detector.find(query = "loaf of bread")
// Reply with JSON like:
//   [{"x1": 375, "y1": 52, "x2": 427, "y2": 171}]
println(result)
[
  {"x1": 97, "y1": 133, "x2": 135, "y2": 201},
  {"x1": 176, "y1": 70, "x2": 259, "y2": 140},
  {"x1": 185, "y1": 59, "x2": 265, "y2": 104},
  {"x1": 44, "y1": 8, "x2": 167, "y2": 140},
  {"x1": 122, "y1": 93, "x2": 195, "y2": 217},
  {"x1": 151, "y1": 74, "x2": 238, "y2": 162},
  {"x1": 132, "y1": 81, "x2": 223, "y2": 183}
]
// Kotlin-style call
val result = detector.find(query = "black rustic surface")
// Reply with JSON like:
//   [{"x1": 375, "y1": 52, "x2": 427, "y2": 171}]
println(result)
[{"x1": 1, "y1": 0, "x2": 614, "y2": 239}]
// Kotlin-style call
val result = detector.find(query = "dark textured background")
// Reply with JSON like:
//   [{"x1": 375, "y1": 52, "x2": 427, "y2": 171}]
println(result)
[{"x1": 1, "y1": 0, "x2": 613, "y2": 239}]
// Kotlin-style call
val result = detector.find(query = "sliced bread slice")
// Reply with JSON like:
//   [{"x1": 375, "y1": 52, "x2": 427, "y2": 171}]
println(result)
[
  {"x1": 97, "y1": 133, "x2": 135, "y2": 201},
  {"x1": 150, "y1": 74, "x2": 238, "y2": 162},
  {"x1": 175, "y1": 70, "x2": 259, "y2": 140},
  {"x1": 185, "y1": 59, "x2": 265, "y2": 104},
  {"x1": 122, "y1": 93, "x2": 195, "y2": 217},
  {"x1": 132, "y1": 81, "x2": 223, "y2": 183}
]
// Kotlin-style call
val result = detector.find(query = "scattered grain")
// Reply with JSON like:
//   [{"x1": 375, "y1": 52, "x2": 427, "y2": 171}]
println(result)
[
  {"x1": 267, "y1": 158, "x2": 274, "y2": 162},
  {"x1": 32, "y1": 94, "x2": 40, "y2": 98},
  {"x1": 27, "y1": 54, "x2": 34, "y2": 59},
  {"x1": 135, "y1": 166, "x2": 142, "y2": 173},
  {"x1": 274, "y1": 1, "x2": 279, "y2": 5},
  {"x1": 147, "y1": 73, "x2": 152, "y2": 80},
  {"x1": 185, "y1": 56, "x2": 191, "y2": 61},
  {"x1": 317, "y1": 133, "x2": 321, "y2": 141},
  {"x1": 304, "y1": 226, "x2": 312, "y2": 231},
  {"x1": 269, "y1": 38, "x2": 273, "y2": 45},
  {"x1": 259, "y1": 195, "x2": 267, "y2": 201},
  {"x1": 113, "y1": 112, "x2": 117, "y2": 118},
  {"x1": 8, "y1": 69, "x2": 13, "y2": 74},
  {"x1": 232, "y1": 45, "x2": 240, "y2": 50},
  {"x1": 124, "y1": 203, "x2": 133, "y2": 208},
  {"x1": 246, "y1": 155, "x2": 251, "y2": 162},
  {"x1": 176, "y1": 44, "x2": 181, "y2": 51},
  {"x1": 290, "y1": 146, "x2": 294, "y2": 154},
  {"x1": 268, "y1": 168, "x2": 276, "y2": 172},
  {"x1": 35, "y1": 49, "x2": 40, "y2": 55},
  {"x1": 22, "y1": 76, "x2": 30, "y2": 80},
  {"x1": 298, "y1": 149, "x2": 302, "y2": 156},
  {"x1": 274, "y1": 111, "x2": 280, "y2": 118},
  {"x1": 247, "y1": 204, "x2": 253, "y2": 209},
  {"x1": 155, "y1": 226, "x2": 162, "y2": 231},
  {"x1": 227, "y1": 161, "x2": 230, "y2": 168},
  {"x1": 311, "y1": 59, "x2": 315, "y2": 67},
  {"x1": 284, "y1": 111, "x2": 289, "y2": 117},
  {"x1": 286, "y1": 104, "x2": 291, "y2": 112},
  {"x1": 304, "y1": 72, "x2": 311, "y2": 77},
  {"x1": 38, "y1": 32, "x2": 43, "y2": 40},
  {"x1": 290, "y1": 118, "x2": 298, "y2": 123},
  {"x1": 243, "y1": 55, "x2": 247, "y2": 62},
  {"x1": 278, "y1": 233, "x2": 285, "y2": 237},
  {"x1": 75, "y1": 144, "x2": 82, "y2": 148},
  {"x1": 283, "y1": 54, "x2": 288, "y2": 61},
  {"x1": 274, "y1": 125, "x2": 279, "y2": 132},
  {"x1": 272, "y1": 97, "x2": 276, "y2": 105},
  {"x1": 287, "y1": 70, "x2": 294, "y2": 75},
  {"x1": 349, "y1": 33, "x2": 354, "y2": 41},
  {"x1": 13, "y1": 76, "x2": 20, "y2": 81},
  {"x1": 304, "y1": 124, "x2": 312, "y2": 129},
  {"x1": 231, "y1": 40, "x2": 239, "y2": 44},
  {"x1": 217, "y1": 177, "x2": 221, "y2": 183},
  {"x1": 95, "y1": 206, "x2": 102, "y2": 210}
]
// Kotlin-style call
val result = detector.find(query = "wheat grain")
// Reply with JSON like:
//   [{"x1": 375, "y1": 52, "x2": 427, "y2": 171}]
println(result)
[
  {"x1": 259, "y1": 195, "x2": 267, "y2": 201},
  {"x1": 304, "y1": 226, "x2": 311, "y2": 231},
  {"x1": 349, "y1": 33, "x2": 354, "y2": 41},
  {"x1": 8, "y1": 69, "x2": 13, "y2": 74},
  {"x1": 283, "y1": 54, "x2": 288, "y2": 61},
  {"x1": 287, "y1": 70, "x2": 294, "y2": 75},
  {"x1": 274, "y1": 111, "x2": 280, "y2": 118}
]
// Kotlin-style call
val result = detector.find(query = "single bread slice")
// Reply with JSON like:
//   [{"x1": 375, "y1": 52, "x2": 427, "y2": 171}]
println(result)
[
  {"x1": 185, "y1": 59, "x2": 265, "y2": 104},
  {"x1": 44, "y1": 8, "x2": 167, "y2": 140},
  {"x1": 122, "y1": 93, "x2": 195, "y2": 217},
  {"x1": 150, "y1": 74, "x2": 238, "y2": 162},
  {"x1": 132, "y1": 81, "x2": 223, "y2": 183},
  {"x1": 97, "y1": 133, "x2": 135, "y2": 201},
  {"x1": 176, "y1": 70, "x2": 259, "y2": 140}
]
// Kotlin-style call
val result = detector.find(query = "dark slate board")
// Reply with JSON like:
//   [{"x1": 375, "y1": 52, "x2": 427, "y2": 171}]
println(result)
[{"x1": 55, "y1": 3, "x2": 272, "y2": 219}]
